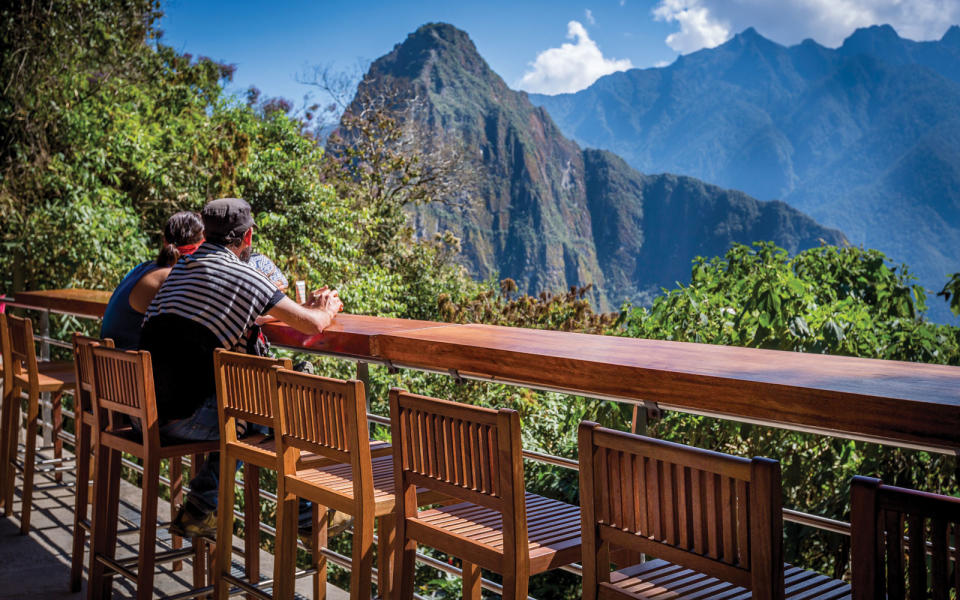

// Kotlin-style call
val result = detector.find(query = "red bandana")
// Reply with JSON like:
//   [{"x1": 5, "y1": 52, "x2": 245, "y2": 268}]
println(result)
[{"x1": 177, "y1": 240, "x2": 203, "y2": 256}]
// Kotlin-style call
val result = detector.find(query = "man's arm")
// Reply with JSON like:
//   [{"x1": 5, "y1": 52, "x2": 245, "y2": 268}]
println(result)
[{"x1": 266, "y1": 293, "x2": 341, "y2": 335}]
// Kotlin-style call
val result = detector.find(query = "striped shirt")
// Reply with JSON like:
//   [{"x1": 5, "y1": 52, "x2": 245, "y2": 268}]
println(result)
[{"x1": 143, "y1": 242, "x2": 285, "y2": 350}]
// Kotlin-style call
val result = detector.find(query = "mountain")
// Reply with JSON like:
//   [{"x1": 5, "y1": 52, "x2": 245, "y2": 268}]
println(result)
[
  {"x1": 356, "y1": 23, "x2": 846, "y2": 309},
  {"x1": 529, "y1": 25, "x2": 960, "y2": 322}
]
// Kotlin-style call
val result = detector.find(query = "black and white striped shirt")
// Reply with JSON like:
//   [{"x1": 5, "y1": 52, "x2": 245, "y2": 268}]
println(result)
[{"x1": 143, "y1": 242, "x2": 285, "y2": 350}]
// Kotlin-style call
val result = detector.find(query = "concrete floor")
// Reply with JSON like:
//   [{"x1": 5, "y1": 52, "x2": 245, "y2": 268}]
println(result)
[{"x1": 0, "y1": 448, "x2": 348, "y2": 600}]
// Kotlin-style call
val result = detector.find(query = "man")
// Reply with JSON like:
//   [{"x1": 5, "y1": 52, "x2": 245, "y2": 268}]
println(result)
[{"x1": 140, "y1": 197, "x2": 342, "y2": 534}]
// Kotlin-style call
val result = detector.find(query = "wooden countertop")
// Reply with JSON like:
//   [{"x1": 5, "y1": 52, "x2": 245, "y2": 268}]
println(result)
[{"x1": 370, "y1": 323, "x2": 960, "y2": 449}]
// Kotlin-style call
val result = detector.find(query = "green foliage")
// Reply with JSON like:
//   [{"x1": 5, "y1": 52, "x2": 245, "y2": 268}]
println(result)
[
  {"x1": 622, "y1": 242, "x2": 959, "y2": 363},
  {"x1": 939, "y1": 272, "x2": 960, "y2": 317}
]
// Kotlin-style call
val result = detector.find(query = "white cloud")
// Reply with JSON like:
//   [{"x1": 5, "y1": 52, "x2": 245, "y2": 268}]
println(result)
[
  {"x1": 620, "y1": 0, "x2": 626, "y2": 6},
  {"x1": 585, "y1": 8, "x2": 596, "y2": 25},
  {"x1": 652, "y1": 0, "x2": 960, "y2": 54},
  {"x1": 517, "y1": 21, "x2": 634, "y2": 94}
]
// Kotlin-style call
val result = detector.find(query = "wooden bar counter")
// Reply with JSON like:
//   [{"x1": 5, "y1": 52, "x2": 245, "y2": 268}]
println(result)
[
  {"x1": 370, "y1": 323, "x2": 960, "y2": 450},
  {"x1": 7, "y1": 289, "x2": 960, "y2": 450}
]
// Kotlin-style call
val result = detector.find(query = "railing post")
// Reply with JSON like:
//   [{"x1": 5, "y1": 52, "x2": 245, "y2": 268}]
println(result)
[
  {"x1": 356, "y1": 361, "x2": 371, "y2": 411},
  {"x1": 40, "y1": 309, "x2": 52, "y2": 446}
]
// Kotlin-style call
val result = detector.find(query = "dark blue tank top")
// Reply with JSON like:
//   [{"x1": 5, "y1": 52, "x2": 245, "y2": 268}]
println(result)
[{"x1": 101, "y1": 261, "x2": 160, "y2": 350}]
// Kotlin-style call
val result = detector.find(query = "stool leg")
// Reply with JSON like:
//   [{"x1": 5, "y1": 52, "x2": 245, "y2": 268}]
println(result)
[
  {"x1": 19, "y1": 388, "x2": 40, "y2": 534},
  {"x1": 192, "y1": 452, "x2": 208, "y2": 592},
  {"x1": 0, "y1": 384, "x2": 18, "y2": 515},
  {"x1": 136, "y1": 454, "x2": 161, "y2": 600},
  {"x1": 243, "y1": 463, "x2": 260, "y2": 594},
  {"x1": 312, "y1": 502, "x2": 327, "y2": 600},
  {"x1": 395, "y1": 521, "x2": 416, "y2": 600},
  {"x1": 500, "y1": 570, "x2": 529, "y2": 600},
  {"x1": 351, "y1": 511, "x2": 374, "y2": 600},
  {"x1": 170, "y1": 456, "x2": 183, "y2": 571},
  {"x1": 214, "y1": 450, "x2": 237, "y2": 600},
  {"x1": 272, "y1": 479, "x2": 299, "y2": 600},
  {"x1": 70, "y1": 418, "x2": 92, "y2": 592},
  {"x1": 193, "y1": 537, "x2": 208, "y2": 592},
  {"x1": 88, "y1": 446, "x2": 121, "y2": 600},
  {"x1": 52, "y1": 391, "x2": 63, "y2": 483},
  {"x1": 462, "y1": 560, "x2": 481, "y2": 600},
  {"x1": 376, "y1": 513, "x2": 396, "y2": 599},
  {"x1": 2, "y1": 384, "x2": 22, "y2": 517}
]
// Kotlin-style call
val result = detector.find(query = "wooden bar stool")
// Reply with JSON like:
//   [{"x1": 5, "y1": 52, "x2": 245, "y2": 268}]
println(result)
[
  {"x1": 390, "y1": 389, "x2": 582, "y2": 600},
  {"x1": 851, "y1": 476, "x2": 960, "y2": 600},
  {"x1": 68, "y1": 334, "x2": 115, "y2": 592},
  {"x1": 211, "y1": 348, "x2": 292, "y2": 600},
  {"x1": 0, "y1": 313, "x2": 76, "y2": 534},
  {"x1": 87, "y1": 346, "x2": 219, "y2": 600},
  {"x1": 578, "y1": 421, "x2": 851, "y2": 600},
  {"x1": 270, "y1": 370, "x2": 437, "y2": 600}
]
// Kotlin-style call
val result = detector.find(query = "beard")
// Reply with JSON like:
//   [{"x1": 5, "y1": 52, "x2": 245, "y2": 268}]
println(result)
[{"x1": 239, "y1": 245, "x2": 252, "y2": 262}]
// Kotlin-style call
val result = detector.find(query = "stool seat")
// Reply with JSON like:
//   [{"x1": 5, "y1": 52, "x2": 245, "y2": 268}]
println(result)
[
  {"x1": 237, "y1": 432, "x2": 391, "y2": 468},
  {"x1": 413, "y1": 493, "x2": 581, "y2": 574},
  {"x1": 607, "y1": 559, "x2": 851, "y2": 600},
  {"x1": 287, "y1": 454, "x2": 445, "y2": 515},
  {"x1": 97, "y1": 426, "x2": 220, "y2": 458},
  {"x1": 12, "y1": 359, "x2": 76, "y2": 392}
]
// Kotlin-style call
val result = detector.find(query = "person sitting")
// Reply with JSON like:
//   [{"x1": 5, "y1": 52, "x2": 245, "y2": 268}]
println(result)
[
  {"x1": 100, "y1": 211, "x2": 204, "y2": 350},
  {"x1": 139, "y1": 197, "x2": 342, "y2": 536}
]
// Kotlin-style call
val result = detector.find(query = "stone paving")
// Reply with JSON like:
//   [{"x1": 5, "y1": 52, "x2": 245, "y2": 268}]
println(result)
[{"x1": 0, "y1": 449, "x2": 348, "y2": 599}]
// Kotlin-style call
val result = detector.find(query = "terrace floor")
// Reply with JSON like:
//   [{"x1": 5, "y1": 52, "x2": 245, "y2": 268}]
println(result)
[{"x1": 0, "y1": 447, "x2": 349, "y2": 599}]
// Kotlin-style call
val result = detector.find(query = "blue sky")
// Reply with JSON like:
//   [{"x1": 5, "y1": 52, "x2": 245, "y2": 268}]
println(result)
[
  {"x1": 159, "y1": 0, "x2": 960, "y2": 106},
  {"x1": 159, "y1": 0, "x2": 677, "y2": 105}
]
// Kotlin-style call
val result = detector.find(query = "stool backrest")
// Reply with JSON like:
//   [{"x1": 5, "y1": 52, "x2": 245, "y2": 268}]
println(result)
[
  {"x1": 851, "y1": 476, "x2": 960, "y2": 600},
  {"x1": 271, "y1": 367, "x2": 368, "y2": 467},
  {"x1": 2, "y1": 314, "x2": 38, "y2": 386},
  {"x1": 389, "y1": 389, "x2": 528, "y2": 567},
  {"x1": 578, "y1": 422, "x2": 784, "y2": 599},
  {"x1": 71, "y1": 334, "x2": 115, "y2": 414},
  {"x1": 90, "y1": 347, "x2": 158, "y2": 446},
  {"x1": 213, "y1": 348, "x2": 291, "y2": 429}
]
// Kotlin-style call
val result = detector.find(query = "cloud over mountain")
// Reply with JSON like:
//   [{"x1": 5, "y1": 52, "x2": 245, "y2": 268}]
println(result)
[
  {"x1": 517, "y1": 21, "x2": 632, "y2": 94},
  {"x1": 652, "y1": 0, "x2": 960, "y2": 53}
]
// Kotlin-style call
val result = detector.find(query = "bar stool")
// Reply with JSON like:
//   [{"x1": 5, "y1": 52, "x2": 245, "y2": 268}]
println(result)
[
  {"x1": 211, "y1": 349, "x2": 292, "y2": 599},
  {"x1": 0, "y1": 313, "x2": 76, "y2": 533},
  {"x1": 390, "y1": 389, "x2": 582, "y2": 600},
  {"x1": 87, "y1": 346, "x2": 219, "y2": 600},
  {"x1": 851, "y1": 476, "x2": 960, "y2": 599},
  {"x1": 270, "y1": 370, "x2": 441, "y2": 600},
  {"x1": 69, "y1": 334, "x2": 115, "y2": 592},
  {"x1": 577, "y1": 422, "x2": 851, "y2": 600},
  {"x1": 213, "y1": 349, "x2": 394, "y2": 600}
]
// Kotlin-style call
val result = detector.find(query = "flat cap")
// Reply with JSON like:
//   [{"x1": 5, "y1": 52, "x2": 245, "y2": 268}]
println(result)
[{"x1": 202, "y1": 198, "x2": 255, "y2": 239}]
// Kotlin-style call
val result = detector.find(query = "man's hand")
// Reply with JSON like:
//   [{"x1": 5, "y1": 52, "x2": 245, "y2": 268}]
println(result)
[
  {"x1": 267, "y1": 286, "x2": 342, "y2": 336},
  {"x1": 306, "y1": 286, "x2": 343, "y2": 314}
]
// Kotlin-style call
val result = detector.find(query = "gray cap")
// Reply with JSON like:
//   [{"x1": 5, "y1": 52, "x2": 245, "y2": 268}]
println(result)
[{"x1": 202, "y1": 198, "x2": 255, "y2": 239}]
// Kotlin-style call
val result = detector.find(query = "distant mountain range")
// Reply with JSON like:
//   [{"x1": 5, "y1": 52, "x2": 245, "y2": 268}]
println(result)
[
  {"x1": 353, "y1": 23, "x2": 846, "y2": 310},
  {"x1": 529, "y1": 24, "x2": 960, "y2": 322}
]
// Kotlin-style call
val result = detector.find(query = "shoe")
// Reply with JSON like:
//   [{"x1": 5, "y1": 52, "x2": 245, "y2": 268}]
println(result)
[
  {"x1": 297, "y1": 509, "x2": 353, "y2": 542},
  {"x1": 169, "y1": 499, "x2": 216, "y2": 539}
]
